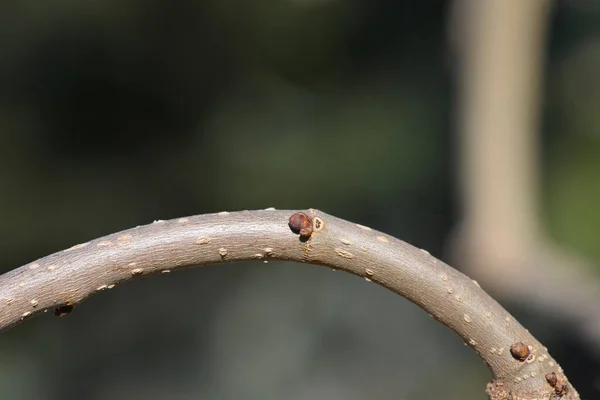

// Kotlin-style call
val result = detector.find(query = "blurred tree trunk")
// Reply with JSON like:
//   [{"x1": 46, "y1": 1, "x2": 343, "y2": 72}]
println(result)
[
  {"x1": 451, "y1": 0, "x2": 547, "y2": 269},
  {"x1": 450, "y1": 0, "x2": 600, "y2": 356}
]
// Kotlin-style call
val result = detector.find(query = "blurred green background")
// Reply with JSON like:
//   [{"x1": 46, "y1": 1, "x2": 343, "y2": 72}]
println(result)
[{"x1": 1, "y1": 1, "x2": 600, "y2": 399}]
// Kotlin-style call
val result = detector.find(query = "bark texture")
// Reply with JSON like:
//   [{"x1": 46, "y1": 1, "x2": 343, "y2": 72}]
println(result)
[{"x1": 0, "y1": 209, "x2": 579, "y2": 399}]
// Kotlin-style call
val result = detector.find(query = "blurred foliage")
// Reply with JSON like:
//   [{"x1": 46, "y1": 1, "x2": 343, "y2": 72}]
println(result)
[{"x1": 544, "y1": 3, "x2": 600, "y2": 269}]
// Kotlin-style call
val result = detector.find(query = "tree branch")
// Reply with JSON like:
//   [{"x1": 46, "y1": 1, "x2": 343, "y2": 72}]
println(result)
[{"x1": 0, "y1": 209, "x2": 579, "y2": 399}]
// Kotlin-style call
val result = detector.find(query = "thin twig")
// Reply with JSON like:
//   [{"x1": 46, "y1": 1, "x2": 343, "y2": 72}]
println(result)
[{"x1": 0, "y1": 209, "x2": 578, "y2": 399}]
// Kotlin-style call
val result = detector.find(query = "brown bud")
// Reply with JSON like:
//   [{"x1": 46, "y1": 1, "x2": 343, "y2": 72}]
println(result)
[
  {"x1": 555, "y1": 383, "x2": 568, "y2": 396},
  {"x1": 545, "y1": 372, "x2": 557, "y2": 387},
  {"x1": 510, "y1": 342, "x2": 530, "y2": 362},
  {"x1": 54, "y1": 304, "x2": 74, "y2": 317},
  {"x1": 288, "y1": 213, "x2": 313, "y2": 239}
]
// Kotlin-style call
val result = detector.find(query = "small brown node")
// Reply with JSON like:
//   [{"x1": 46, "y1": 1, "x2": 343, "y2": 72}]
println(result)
[
  {"x1": 54, "y1": 304, "x2": 74, "y2": 317},
  {"x1": 545, "y1": 371, "x2": 568, "y2": 397},
  {"x1": 510, "y1": 342, "x2": 530, "y2": 362},
  {"x1": 288, "y1": 213, "x2": 313, "y2": 239},
  {"x1": 554, "y1": 383, "x2": 568, "y2": 396},
  {"x1": 545, "y1": 372, "x2": 557, "y2": 387}
]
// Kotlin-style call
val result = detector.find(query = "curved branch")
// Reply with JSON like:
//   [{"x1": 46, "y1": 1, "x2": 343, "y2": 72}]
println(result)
[{"x1": 0, "y1": 209, "x2": 579, "y2": 399}]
